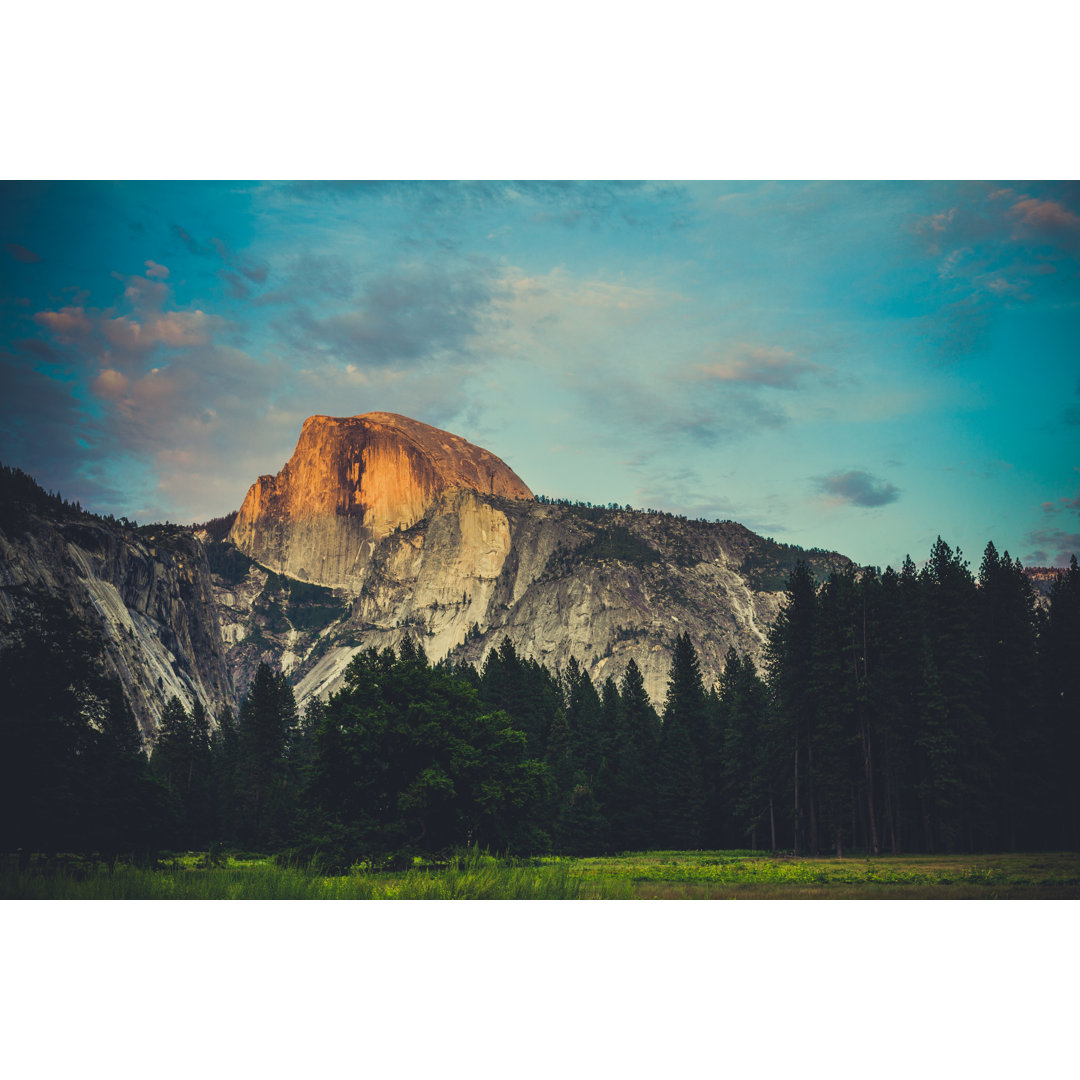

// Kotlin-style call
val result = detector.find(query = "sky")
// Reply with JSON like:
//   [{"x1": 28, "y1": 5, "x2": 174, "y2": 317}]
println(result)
[{"x1": 1, "y1": 179, "x2": 1078, "y2": 571}]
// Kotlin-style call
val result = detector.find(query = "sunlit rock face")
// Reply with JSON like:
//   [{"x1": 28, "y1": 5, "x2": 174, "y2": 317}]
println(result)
[
  {"x1": 217, "y1": 413, "x2": 854, "y2": 706},
  {"x1": 228, "y1": 412, "x2": 533, "y2": 589}
]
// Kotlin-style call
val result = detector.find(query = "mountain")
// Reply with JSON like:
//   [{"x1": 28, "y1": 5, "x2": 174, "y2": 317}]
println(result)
[
  {"x1": 219, "y1": 413, "x2": 853, "y2": 706},
  {"x1": 0, "y1": 415, "x2": 854, "y2": 737},
  {"x1": 0, "y1": 466, "x2": 235, "y2": 740}
]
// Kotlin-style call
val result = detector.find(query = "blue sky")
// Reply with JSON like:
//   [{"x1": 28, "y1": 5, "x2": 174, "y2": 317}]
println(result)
[{"x1": 1, "y1": 180, "x2": 1077, "y2": 570}]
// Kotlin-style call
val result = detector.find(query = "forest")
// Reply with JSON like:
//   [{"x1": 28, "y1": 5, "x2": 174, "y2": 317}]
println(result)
[{"x1": 1, "y1": 533, "x2": 1077, "y2": 868}]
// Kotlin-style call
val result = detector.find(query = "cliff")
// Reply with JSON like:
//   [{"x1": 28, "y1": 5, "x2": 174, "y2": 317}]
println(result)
[
  {"x1": 218, "y1": 415, "x2": 852, "y2": 706},
  {"x1": 228, "y1": 412, "x2": 533, "y2": 588},
  {"x1": 0, "y1": 479, "x2": 235, "y2": 742}
]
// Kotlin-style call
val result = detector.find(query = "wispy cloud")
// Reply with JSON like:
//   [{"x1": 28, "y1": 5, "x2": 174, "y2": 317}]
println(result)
[
  {"x1": 694, "y1": 344, "x2": 826, "y2": 389},
  {"x1": 274, "y1": 180, "x2": 691, "y2": 230},
  {"x1": 1009, "y1": 197, "x2": 1080, "y2": 251},
  {"x1": 5, "y1": 242, "x2": 42, "y2": 264},
  {"x1": 272, "y1": 263, "x2": 498, "y2": 369},
  {"x1": 171, "y1": 224, "x2": 206, "y2": 257},
  {"x1": 816, "y1": 470, "x2": 900, "y2": 508},
  {"x1": 1024, "y1": 485, "x2": 1079, "y2": 567}
]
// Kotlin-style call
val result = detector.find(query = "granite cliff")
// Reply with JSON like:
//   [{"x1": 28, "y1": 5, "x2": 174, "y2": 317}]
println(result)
[
  {"x1": 0, "y1": 472, "x2": 235, "y2": 742},
  {"x1": 228, "y1": 412, "x2": 532, "y2": 588},
  {"x1": 0, "y1": 415, "x2": 853, "y2": 733},
  {"x1": 220, "y1": 414, "x2": 852, "y2": 706}
]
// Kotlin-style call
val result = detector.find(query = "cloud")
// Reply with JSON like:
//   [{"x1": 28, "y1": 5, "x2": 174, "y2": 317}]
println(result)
[
  {"x1": 1022, "y1": 486, "x2": 1079, "y2": 567},
  {"x1": 256, "y1": 252, "x2": 356, "y2": 305},
  {"x1": 211, "y1": 236, "x2": 268, "y2": 284},
  {"x1": 910, "y1": 186, "x2": 1080, "y2": 361},
  {"x1": 816, "y1": 470, "x2": 900, "y2": 508},
  {"x1": 911, "y1": 208, "x2": 957, "y2": 254},
  {"x1": 144, "y1": 260, "x2": 169, "y2": 279},
  {"x1": 1040, "y1": 488, "x2": 1080, "y2": 519},
  {"x1": 32, "y1": 272, "x2": 221, "y2": 367},
  {"x1": 695, "y1": 344, "x2": 826, "y2": 389},
  {"x1": 0, "y1": 357, "x2": 126, "y2": 509},
  {"x1": 1009, "y1": 197, "x2": 1080, "y2": 236},
  {"x1": 172, "y1": 224, "x2": 206, "y2": 256},
  {"x1": 922, "y1": 294, "x2": 993, "y2": 361},
  {"x1": 1024, "y1": 529, "x2": 1080, "y2": 568},
  {"x1": 6, "y1": 243, "x2": 42, "y2": 264},
  {"x1": 33, "y1": 305, "x2": 94, "y2": 344},
  {"x1": 985, "y1": 276, "x2": 1028, "y2": 298},
  {"x1": 274, "y1": 180, "x2": 690, "y2": 230},
  {"x1": 273, "y1": 263, "x2": 498, "y2": 368}
]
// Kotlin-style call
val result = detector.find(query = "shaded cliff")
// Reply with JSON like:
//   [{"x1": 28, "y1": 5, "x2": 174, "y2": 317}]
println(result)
[{"x1": 0, "y1": 469, "x2": 235, "y2": 742}]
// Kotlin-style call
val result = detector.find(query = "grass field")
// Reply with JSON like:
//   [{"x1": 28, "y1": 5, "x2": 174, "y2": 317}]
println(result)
[{"x1": 4, "y1": 848, "x2": 1078, "y2": 899}]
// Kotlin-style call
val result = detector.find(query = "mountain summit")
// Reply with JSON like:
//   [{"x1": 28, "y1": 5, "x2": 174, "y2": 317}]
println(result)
[{"x1": 228, "y1": 412, "x2": 532, "y2": 587}]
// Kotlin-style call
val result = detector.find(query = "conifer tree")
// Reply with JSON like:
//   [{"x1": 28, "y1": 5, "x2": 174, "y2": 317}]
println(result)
[
  {"x1": 977, "y1": 544, "x2": 1041, "y2": 848},
  {"x1": 236, "y1": 663, "x2": 297, "y2": 849},
  {"x1": 655, "y1": 634, "x2": 708, "y2": 848},
  {"x1": 1043, "y1": 556, "x2": 1080, "y2": 848},
  {"x1": 766, "y1": 562, "x2": 819, "y2": 854}
]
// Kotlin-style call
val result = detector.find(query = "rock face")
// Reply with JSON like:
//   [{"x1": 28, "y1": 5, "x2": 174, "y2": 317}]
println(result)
[
  {"x1": 0, "y1": 509, "x2": 235, "y2": 742},
  {"x1": 0, "y1": 414, "x2": 855, "y2": 738},
  {"x1": 218, "y1": 414, "x2": 853, "y2": 707},
  {"x1": 228, "y1": 412, "x2": 533, "y2": 589}
]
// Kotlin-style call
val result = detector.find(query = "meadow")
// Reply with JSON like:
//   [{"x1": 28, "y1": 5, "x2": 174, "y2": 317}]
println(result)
[{"x1": 3, "y1": 849, "x2": 1078, "y2": 900}]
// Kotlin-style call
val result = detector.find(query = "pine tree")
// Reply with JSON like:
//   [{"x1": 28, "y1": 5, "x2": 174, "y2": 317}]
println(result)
[
  {"x1": 1043, "y1": 556, "x2": 1080, "y2": 848},
  {"x1": 720, "y1": 649, "x2": 775, "y2": 850},
  {"x1": 766, "y1": 562, "x2": 819, "y2": 854},
  {"x1": 977, "y1": 544, "x2": 1041, "y2": 849},
  {"x1": 236, "y1": 663, "x2": 297, "y2": 849},
  {"x1": 602, "y1": 658, "x2": 660, "y2": 851},
  {"x1": 920, "y1": 538, "x2": 985, "y2": 851},
  {"x1": 655, "y1": 634, "x2": 708, "y2": 848}
]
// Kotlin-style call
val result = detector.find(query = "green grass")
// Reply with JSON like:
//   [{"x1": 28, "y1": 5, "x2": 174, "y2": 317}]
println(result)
[
  {"x1": 565, "y1": 849, "x2": 1080, "y2": 899},
  {"x1": 0, "y1": 851, "x2": 632, "y2": 900},
  {"x1": 3, "y1": 850, "x2": 1076, "y2": 900}
]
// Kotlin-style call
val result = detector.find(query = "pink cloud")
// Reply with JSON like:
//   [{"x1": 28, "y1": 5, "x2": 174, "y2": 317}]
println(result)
[
  {"x1": 1010, "y1": 197, "x2": 1080, "y2": 231},
  {"x1": 985, "y1": 277, "x2": 1028, "y2": 299},
  {"x1": 92, "y1": 368, "x2": 130, "y2": 400},
  {"x1": 33, "y1": 305, "x2": 93, "y2": 344},
  {"x1": 1008, "y1": 197, "x2": 1080, "y2": 254},
  {"x1": 144, "y1": 260, "x2": 170, "y2": 279},
  {"x1": 101, "y1": 309, "x2": 213, "y2": 351}
]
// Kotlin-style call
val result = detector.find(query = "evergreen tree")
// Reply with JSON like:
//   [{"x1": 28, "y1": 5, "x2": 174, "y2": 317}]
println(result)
[
  {"x1": 605, "y1": 658, "x2": 661, "y2": 851},
  {"x1": 235, "y1": 663, "x2": 297, "y2": 849},
  {"x1": 977, "y1": 544, "x2": 1041, "y2": 849},
  {"x1": 919, "y1": 538, "x2": 985, "y2": 851},
  {"x1": 766, "y1": 562, "x2": 819, "y2": 854},
  {"x1": 720, "y1": 649, "x2": 775, "y2": 850},
  {"x1": 655, "y1": 634, "x2": 708, "y2": 848},
  {"x1": 1043, "y1": 556, "x2": 1080, "y2": 848}
]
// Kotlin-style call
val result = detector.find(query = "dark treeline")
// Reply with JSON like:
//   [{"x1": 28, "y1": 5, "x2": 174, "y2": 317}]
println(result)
[
  {"x1": 767, "y1": 541, "x2": 1079, "y2": 855},
  {"x1": 2, "y1": 540, "x2": 1077, "y2": 864}
]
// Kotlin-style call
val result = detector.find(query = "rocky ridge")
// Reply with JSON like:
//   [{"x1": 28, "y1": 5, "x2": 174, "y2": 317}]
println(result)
[
  {"x1": 220, "y1": 414, "x2": 853, "y2": 706},
  {"x1": 0, "y1": 415, "x2": 854, "y2": 735},
  {"x1": 0, "y1": 497, "x2": 235, "y2": 741}
]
